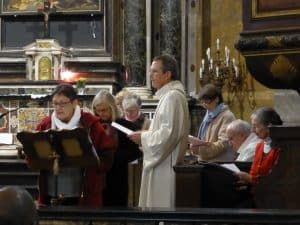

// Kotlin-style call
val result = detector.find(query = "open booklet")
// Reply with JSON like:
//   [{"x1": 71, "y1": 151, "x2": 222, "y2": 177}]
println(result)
[
  {"x1": 111, "y1": 121, "x2": 133, "y2": 135},
  {"x1": 17, "y1": 128, "x2": 99, "y2": 170},
  {"x1": 220, "y1": 163, "x2": 240, "y2": 173}
]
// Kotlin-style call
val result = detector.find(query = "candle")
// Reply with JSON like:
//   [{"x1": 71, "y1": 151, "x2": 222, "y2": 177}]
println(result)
[
  {"x1": 232, "y1": 58, "x2": 236, "y2": 67},
  {"x1": 216, "y1": 66, "x2": 219, "y2": 78},
  {"x1": 225, "y1": 46, "x2": 230, "y2": 62},
  {"x1": 199, "y1": 68, "x2": 203, "y2": 79},
  {"x1": 234, "y1": 66, "x2": 239, "y2": 78},
  {"x1": 206, "y1": 48, "x2": 211, "y2": 60},
  {"x1": 201, "y1": 59, "x2": 205, "y2": 70},
  {"x1": 216, "y1": 38, "x2": 220, "y2": 51},
  {"x1": 210, "y1": 58, "x2": 213, "y2": 70}
]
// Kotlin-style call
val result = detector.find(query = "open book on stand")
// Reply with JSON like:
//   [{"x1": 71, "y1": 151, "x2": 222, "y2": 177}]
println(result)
[{"x1": 17, "y1": 128, "x2": 99, "y2": 170}]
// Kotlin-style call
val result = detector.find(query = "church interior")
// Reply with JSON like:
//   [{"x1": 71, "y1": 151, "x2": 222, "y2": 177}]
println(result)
[{"x1": 1, "y1": 0, "x2": 300, "y2": 224}]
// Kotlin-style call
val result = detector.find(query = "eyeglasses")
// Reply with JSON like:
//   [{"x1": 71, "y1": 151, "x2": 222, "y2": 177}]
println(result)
[
  {"x1": 200, "y1": 99, "x2": 213, "y2": 105},
  {"x1": 52, "y1": 100, "x2": 72, "y2": 108}
]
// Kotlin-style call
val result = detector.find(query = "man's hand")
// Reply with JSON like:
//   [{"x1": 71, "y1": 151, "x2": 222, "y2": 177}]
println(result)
[{"x1": 128, "y1": 131, "x2": 143, "y2": 145}]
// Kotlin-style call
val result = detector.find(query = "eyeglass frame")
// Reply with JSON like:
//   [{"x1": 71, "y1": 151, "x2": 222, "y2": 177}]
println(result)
[{"x1": 52, "y1": 99, "x2": 74, "y2": 108}]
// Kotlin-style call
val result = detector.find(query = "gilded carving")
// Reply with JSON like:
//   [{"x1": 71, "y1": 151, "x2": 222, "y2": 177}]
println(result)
[
  {"x1": 270, "y1": 55, "x2": 298, "y2": 80},
  {"x1": 37, "y1": 42, "x2": 52, "y2": 48},
  {"x1": 266, "y1": 36, "x2": 283, "y2": 48},
  {"x1": 38, "y1": 56, "x2": 52, "y2": 80}
]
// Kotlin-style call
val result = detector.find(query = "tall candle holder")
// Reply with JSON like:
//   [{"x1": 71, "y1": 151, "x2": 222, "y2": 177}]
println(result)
[{"x1": 199, "y1": 39, "x2": 256, "y2": 118}]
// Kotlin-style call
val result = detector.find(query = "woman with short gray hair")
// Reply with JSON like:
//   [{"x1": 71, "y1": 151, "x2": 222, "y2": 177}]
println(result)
[{"x1": 122, "y1": 93, "x2": 150, "y2": 130}]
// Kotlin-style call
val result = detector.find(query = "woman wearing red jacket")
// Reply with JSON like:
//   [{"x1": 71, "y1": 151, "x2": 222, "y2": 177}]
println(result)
[
  {"x1": 35, "y1": 83, "x2": 114, "y2": 207},
  {"x1": 236, "y1": 107, "x2": 283, "y2": 186}
]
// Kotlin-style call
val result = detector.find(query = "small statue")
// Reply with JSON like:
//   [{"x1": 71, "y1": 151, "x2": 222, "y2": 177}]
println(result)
[{"x1": 37, "y1": 0, "x2": 56, "y2": 39}]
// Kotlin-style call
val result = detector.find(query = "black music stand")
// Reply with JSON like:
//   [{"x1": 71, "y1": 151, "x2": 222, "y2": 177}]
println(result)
[{"x1": 17, "y1": 128, "x2": 99, "y2": 205}]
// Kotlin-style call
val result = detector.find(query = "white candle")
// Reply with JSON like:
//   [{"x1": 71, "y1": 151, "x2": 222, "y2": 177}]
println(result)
[
  {"x1": 216, "y1": 66, "x2": 219, "y2": 78},
  {"x1": 199, "y1": 68, "x2": 203, "y2": 79},
  {"x1": 216, "y1": 38, "x2": 220, "y2": 51},
  {"x1": 234, "y1": 66, "x2": 239, "y2": 78},
  {"x1": 232, "y1": 58, "x2": 236, "y2": 67},
  {"x1": 201, "y1": 59, "x2": 205, "y2": 70},
  {"x1": 206, "y1": 48, "x2": 211, "y2": 60},
  {"x1": 210, "y1": 58, "x2": 213, "y2": 70}
]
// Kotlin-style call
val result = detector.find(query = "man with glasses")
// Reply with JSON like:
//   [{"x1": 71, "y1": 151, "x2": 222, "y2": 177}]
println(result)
[
  {"x1": 128, "y1": 54, "x2": 189, "y2": 208},
  {"x1": 226, "y1": 119, "x2": 260, "y2": 161},
  {"x1": 35, "y1": 83, "x2": 114, "y2": 207}
]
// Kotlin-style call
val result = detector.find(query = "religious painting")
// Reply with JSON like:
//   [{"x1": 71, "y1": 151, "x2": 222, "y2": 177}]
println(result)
[
  {"x1": 252, "y1": 0, "x2": 300, "y2": 18},
  {"x1": 1, "y1": 0, "x2": 102, "y2": 14}
]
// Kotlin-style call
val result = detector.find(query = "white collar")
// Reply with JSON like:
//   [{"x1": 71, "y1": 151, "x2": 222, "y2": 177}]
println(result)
[{"x1": 51, "y1": 105, "x2": 81, "y2": 130}]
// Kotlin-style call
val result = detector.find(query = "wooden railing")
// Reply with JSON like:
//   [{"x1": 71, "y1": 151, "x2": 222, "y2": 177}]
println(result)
[{"x1": 38, "y1": 206, "x2": 300, "y2": 224}]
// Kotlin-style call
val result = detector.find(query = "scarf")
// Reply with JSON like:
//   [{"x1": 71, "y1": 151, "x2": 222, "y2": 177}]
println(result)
[
  {"x1": 51, "y1": 105, "x2": 81, "y2": 130},
  {"x1": 263, "y1": 137, "x2": 272, "y2": 154},
  {"x1": 197, "y1": 103, "x2": 224, "y2": 139}
]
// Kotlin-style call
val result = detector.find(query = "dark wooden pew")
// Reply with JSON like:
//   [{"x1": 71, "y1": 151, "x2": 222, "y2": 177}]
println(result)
[{"x1": 38, "y1": 206, "x2": 300, "y2": 224}]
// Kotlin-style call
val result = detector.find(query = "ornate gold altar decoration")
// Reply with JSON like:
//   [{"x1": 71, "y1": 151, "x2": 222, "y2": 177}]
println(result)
[
  {"x1": 38, "y1": 56, "x2": 53, "y2": 80},
  {"x1": 199, "y1": 39, "x2": 256, "y2": 118}
]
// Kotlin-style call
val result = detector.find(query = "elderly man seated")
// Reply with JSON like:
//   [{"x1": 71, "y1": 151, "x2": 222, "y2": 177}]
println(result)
[{"x1": 226, "y1": 119, "x2": 261, "y2": 161}]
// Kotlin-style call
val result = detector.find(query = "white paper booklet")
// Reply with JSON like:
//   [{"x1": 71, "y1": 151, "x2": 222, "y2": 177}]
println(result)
[
  {"x1": 111, "y1": 122, "x2": 133, "y2": 135},
  {"x1": 220, "y1": 163, "x2": 240, "y2": 173},
  {"x1": 0, "y1": 133, "x2": 13, "y2": 144}
]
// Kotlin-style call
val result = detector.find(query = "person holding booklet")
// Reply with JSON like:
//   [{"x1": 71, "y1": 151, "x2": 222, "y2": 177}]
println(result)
[
  {"x1": 92, "y1": 90, "x2": 142, "y2": 206},
  {"x1": 33, "y1": 83, "x2": 114, "y2": 207},
  {"x1": 189, "y1": 84, "x2": 236, "y2": 161},
  {"x1": 128, "y1": 54, "x2": 189, "y2": 208}
]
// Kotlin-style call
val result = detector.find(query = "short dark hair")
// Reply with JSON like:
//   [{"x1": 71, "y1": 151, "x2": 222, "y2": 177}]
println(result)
[
  {"x1": 0, "y1": 186, "x2": 37, "y2": 225},
  {"x1": 153, "y1": 54, "x2": 179, "y2": 80},
  {"x1": 251, "y1": 107, "x2": 283, "y2": 126},
  {"x1": 52, "y1": 83, "x2": 77, "y2": 100},
  {"x1": 198, "y1": 84, "x2": 223, "y2": 104}
]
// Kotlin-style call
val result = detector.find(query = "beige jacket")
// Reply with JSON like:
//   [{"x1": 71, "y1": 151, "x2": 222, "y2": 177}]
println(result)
[{"x1": 197, "y1": 105, "x2": 235, "y2": 161}]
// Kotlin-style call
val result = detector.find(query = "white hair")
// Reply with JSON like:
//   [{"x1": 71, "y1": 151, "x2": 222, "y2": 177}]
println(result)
[
  {"x1": 122, "y1": 93, "x2": 142, "y2": 110},
  {"x1": 227, "y1": 119, "x2": 251, "y2": 135}
]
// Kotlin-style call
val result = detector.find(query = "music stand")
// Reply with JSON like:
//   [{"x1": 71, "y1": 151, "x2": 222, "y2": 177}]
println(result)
[{"x1": 17, "y1": 128, "x2": 100, "y2": 205}]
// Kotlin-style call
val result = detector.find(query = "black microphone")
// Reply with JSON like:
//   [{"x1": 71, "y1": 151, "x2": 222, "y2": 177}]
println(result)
[{"x1": 0, "y1": 108, "x2": 19, "y2": 119}]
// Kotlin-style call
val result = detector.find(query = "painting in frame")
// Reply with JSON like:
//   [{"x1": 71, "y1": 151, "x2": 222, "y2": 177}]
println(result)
[
  {"x1": 1, "y1": 0, "x2": 103, "y2": 15},
  {"x1": 252, "y1": 0, "x2": 300, "y2": 19}
]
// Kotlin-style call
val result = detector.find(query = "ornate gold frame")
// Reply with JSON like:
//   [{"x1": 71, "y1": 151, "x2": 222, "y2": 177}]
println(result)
[
  {"x1": 1, "y1": 0, "x2": 103, "y2": 15},
  {"x1": 252, "y1": 0, "x2": 300, "y2": 19}
]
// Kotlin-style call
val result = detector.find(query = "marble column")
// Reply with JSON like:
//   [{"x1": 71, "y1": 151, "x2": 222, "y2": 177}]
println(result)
[
  {"x1": 124, "y1": 0, "x2": 146, "y2": 87},
  {"x1": 124, "y1": 0, "x2": 152, "y2": 98},
  {"x1": 159, "y1": 0, "x2": 182, "y2": 70}
]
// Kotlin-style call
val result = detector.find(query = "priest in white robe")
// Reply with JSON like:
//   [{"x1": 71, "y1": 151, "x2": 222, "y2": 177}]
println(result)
[{"x1": 129, "y1": 54, "x2": 189, "y2": 208}]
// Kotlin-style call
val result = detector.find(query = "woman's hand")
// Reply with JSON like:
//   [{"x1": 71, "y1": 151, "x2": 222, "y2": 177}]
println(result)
[{"x1": 235, "y1": 171, "x2": 252, "y2": 191}]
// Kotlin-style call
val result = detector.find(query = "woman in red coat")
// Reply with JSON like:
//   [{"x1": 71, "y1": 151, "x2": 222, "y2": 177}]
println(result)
[
  {"x1": 35, "y1": 83, "x2": 114, "y2": 207},
  {"x1": 236, "y1": 107, "x2": 283, "y2": 186}
]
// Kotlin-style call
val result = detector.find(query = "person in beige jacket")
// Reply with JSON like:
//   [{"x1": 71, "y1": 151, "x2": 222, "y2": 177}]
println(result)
[{"x1": 189, "y1": 84, "x2": 236, "y2": 161}]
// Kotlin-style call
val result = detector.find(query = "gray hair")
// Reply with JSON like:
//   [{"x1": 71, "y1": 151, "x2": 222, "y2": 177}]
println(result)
[
  {"x1": 250, "y1": 107, "x2": 283, "y2": 126},
  {"x1": 122, "y1": 93, "x2": 142, "y2": 110},
  {"x1": 227, "y1": 119, "x2": 251, "y2": 135}
]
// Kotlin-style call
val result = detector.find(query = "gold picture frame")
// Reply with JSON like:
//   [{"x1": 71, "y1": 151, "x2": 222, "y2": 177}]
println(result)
[
  {"x1": 1, "y1": 0, "x2": 103, "y2": 15},
  {"x1": 252, "y1": 0, "x2": 300, "y2": 19}
]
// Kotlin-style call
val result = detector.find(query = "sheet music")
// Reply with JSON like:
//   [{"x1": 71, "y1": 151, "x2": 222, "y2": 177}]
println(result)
[
  {"x1": 0, "y1": 133, "x2": 13, "y2": 144},
  {"x1": 220, "y1": 163, "x2": 240, "y2": 173},
  {"x1": 111, "y1": 122, "x2": 133, "y2": 135}
]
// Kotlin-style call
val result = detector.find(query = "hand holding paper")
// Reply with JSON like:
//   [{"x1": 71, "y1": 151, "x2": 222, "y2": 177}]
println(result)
[
  {"x1": 111, "y1": 122, "x2": 133, "y2": 135},
  {"x1": 188, "y1": 135, "x2": 210, "y2": 147}
]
